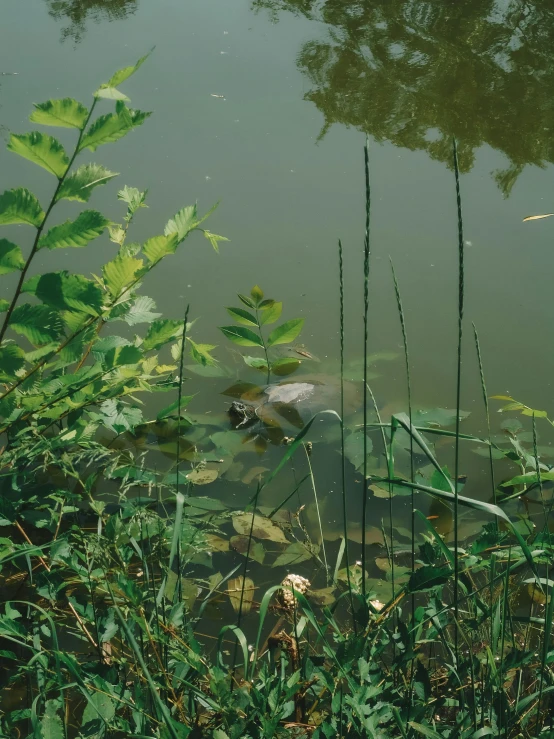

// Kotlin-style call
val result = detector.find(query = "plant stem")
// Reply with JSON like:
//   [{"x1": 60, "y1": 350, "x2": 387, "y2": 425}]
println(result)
[
  {"x1": 255, "y1": 307, "x2": 271, "y2": 383},
  {"x1": 361, "y1": 135, "x2": 371, "y2": 600},
  {"x1": 0, "y1": 98, "x2": 97, "y2": 347}
]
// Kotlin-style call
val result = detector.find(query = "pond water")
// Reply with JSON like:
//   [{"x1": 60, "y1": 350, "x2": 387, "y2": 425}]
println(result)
[{"x1": 2, "y1": 0, "x2": 554, "y2": 565}]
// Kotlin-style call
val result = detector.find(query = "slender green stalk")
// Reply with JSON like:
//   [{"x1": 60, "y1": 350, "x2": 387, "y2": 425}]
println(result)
[
  {"x1": 303, "y1": 444, "x2": 329, "y2": 582},
  {"x1": 452, "y1": 137, "x2": 465, "y2": 660},
  {"x1": 338, "y1": 238, "x2": 356, "y2": 630},
  {"x1": 255, "y1": 306, "x2": 271, "y2": 383},
  {"x1": 175, "y1": 304, "x2": 190, "y2": 604},
  {"x1": 473, "y1": 324, "x2": 496, "y2": 508},
  {"x1": 361, "y1": 136, "x2": 371, "y2": 600},
  {"x1": 0, "y1": 99, "x2": 98, "y2": 347}
]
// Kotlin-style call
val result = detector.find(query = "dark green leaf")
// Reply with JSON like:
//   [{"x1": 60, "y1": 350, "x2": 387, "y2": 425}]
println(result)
[
  {"x1": 226, "y1": 306, "x2": 258, "y2": 326},
  {"x1": 238, "y1": 294, "x2": 255, "y2": 308},
  {"x1": 0, "y1": 239, "x2": 25, "y2": 274},
  {"x1": 57, "y1": 164, "x2": 118, "y2": 203},
  {"x1": 267, "y1": 319, "x2": 304, "y2": 347},
  {"x1": 271, "y1": 357, "x2": 301, "y2": 376},
  {"x1": 30, "y1": 98, "x2": 88, "y2": 129},
  {"x1": 0, "y1": 344, "x2": 25, "y2": 381},
  {"x1": 8, "y1": 132, "x2": 69, "y2": 178},
  {"x1": 9, "y1": 304, "x2": 64, "y2": 345},
  {"x1": 23, "y1": 271, "x2": 103, "y2": 315},
  {"x1": 219, "y1": 325, "x2": 263, "y2": 347},
  {"x1": 0, "y1": 188, "x2": 44, "y2": 227},
  {"x1": 408, "y1": 565, "x2": 452, "y2": 592},
  {"x1": 39, "y1": 210, "x2": 109, "y2": 249}
]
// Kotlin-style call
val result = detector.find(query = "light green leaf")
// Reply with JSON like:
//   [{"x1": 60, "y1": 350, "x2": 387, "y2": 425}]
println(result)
[
  {"x1": 238, "y1": 294, "x2": 255, "y2": 308},
  {"x1": 79, "y1": 102, "x2": 151, "y2": 152},
  {"x1": 108, "y1": 51, "x2": 152, "y2": 87},
  {"x1": 56, "y1": 163, "x2": 118, "y2": 203},
  {"x1": 142, "y1": 234, "x2": 179, "y2": 263},
  {"x1": 38, "y1": 210, "x2": 109, "y2": 249},
  {"x1": 0, "y1": 188, "x2": 44, "y2": 227},
  {"x1": 97, "y1": 399, "x2": 142, "y2": 433},
  {"x1": 23, "y1": 271, "x2": 103, "y2": 315},
  {"x1": 143, "y1": 319, "x2": 182, "y2": 351},
  {"x1": 100, "y1": 344, "x2": 142, "y2": 369},
  {"x1": 116, "y1": 295, "x2": 161, "y2": 326},
  {"x1": 271, "y1": 357, "x2": 301, "y2": 376},
  {"x1": 8, "y1": 132, "x2": 69, "y2": 178},
  {"x1": 102, "y1": 254, "x2": 143, "y2": 297},
  {"x1": 250, "y1": 285, "x2": 264, "y2": 305},
  {"x1": 164, "y1": 205, "x2": 198, "y2": 243},
  {"x1": 118, "y1": 185, "x2": 147, "y2": 217},
  {"x1": 0, "y1": 345, "x2": 25, "y2": 382},
  {"x1": 267, "y1": 318, "x2": 304, "y2": 347},
  {"x1": 40, "y1": 699, "x2": 64, "y2": 739},
  {"x1": 9, "y1": 304, "x2": 64, "y2": 346},
  {"x1": 95, "y1": 87, "x2": 130, "y2": 101},
  {"x1": 219, "y1": 325, "x2": 263, "y2": 347},
  {"x1": 243, "y1": 356, "x2": 268, "y2": 372},
  {"x1": 30, "y1": 98, "x2": 89, "y2": 129},
  {"x1": 226, "y1": 306, "x2": 258, "y2": 326},
  {"x1": 157, "y1": 395, "x2": 194, "y2": 420},
  {"x1": 0, "y1": 300, "x2": 9, "y2": 312},
  {"x1": 203, "y1": 230, "x2": 229, "y2": 252},
  {"x1": 188, "y1": 338, "x2": 217, "y2": 366},
  {"x1": 260, "y1": 301, "x2": 282, "y2": 325},
  {"x1": 0, "y1": 239, "x2": 25, "y2": 275}
]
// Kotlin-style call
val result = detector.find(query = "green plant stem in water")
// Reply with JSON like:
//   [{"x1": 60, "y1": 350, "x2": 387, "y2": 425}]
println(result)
[{"x1": 361, "y1": 135, "x2": 371, "y2": 600}]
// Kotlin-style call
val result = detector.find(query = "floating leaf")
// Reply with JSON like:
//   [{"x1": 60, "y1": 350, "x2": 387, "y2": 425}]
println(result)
[
  {"x1": 267, "y1": 319, "x2": 304, "y2": 347},
  {"x1": 30, "y1": 98, "x2": 89, "y2": 129},
  {"x1": 242, "y1": 466, "x2": 269, "y2": 484},
  {"x1": 523, "y1": 214, "x2": 554, "y2": 222},
  {"x1": 79, "y1": 102, "x2": 151, "y2": 152},
  {"x1": 23, "y1": 271, "x2": 103, "y2": 316},
  {"x1": 186, "y1": 468, "x2": 219, "y2": 485},
  {"x1": 0, "y1": 188, "x2": 44, "y2": 227},
  {"x1": 142, "y1": 233, "x2": 179, "y2": 263},
  {"x1": 230, "y1": 535, "x2": 265, "y2": 564},
  {"x1": 273, "y1": 541, "x2": 313, "y2": 567},
  {"x1": 411, "y1": 407, "x2": 470, "y2": 428},
  {"x1": 9, "y1": 304, "x2": 64, "y2": 346},
  {"x1": 103, "y1": 254, "x2": 143, "y2": 297},
  {"x1": 271, "y1": 357, "x2": 301, "y2": 376},
  {"x1": 227, "y1": 576, "x2": 255, "y2": 615},
  {"x1": 107, "y1": 51, "x2": 152, "y2": 88},
  {"x1": 8, "y1": 132, "x2": 69, "y2": 178},
  {"x1": 0, "y1": 345, "x2": 25, "y2": 381},
  {"x1": 226, "y1": 307, "x2": 258, "y2": 326},
  {"x1": 0, "y1": 240, "x2": 24, "y2": 275},
  {"x1": 260, "y1": 301, "x2": 282, "y2": 325},
  {"x1": 143, "y1": 319, "x2": 182, "y2": 351},
  {"x1": 38, "y1": 210, "x2": 109, "y2": 249},
  {"x1": 309, "y1": 587, "x2": 335, "y2": 606},
  {"x1": 56, "y1": 163, "x2": 118, "y2": 203},
  {"x1": 232, "y1": 512, "x2": 288, "y2": 543},
  {"x1": 205, "y1": 535, "x2": 229, "y2": 552},
  {"x1": 219, "y1": 325, "x2": 263, "y2": 347},
  {"x1": 343, "y1": 430, "x2": 373, "y2": 471},
  {"x1": 164, "y1": 205, "x2": 198, "y2": 243}
]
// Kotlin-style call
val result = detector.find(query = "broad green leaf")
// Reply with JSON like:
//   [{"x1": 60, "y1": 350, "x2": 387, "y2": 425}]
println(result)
[
  {"x1": 408, "y1": 565, "x2": 452, "y2": 592},
  {"x1": 99, "y1": 344, "x2": 142, "y2": 369},
  {"x1": 57, "y1": 164, "x2": 118, "y2": 203},
  {"x1": 142, "y1": 234, "x2": 179, "y2": 263},
  {"x1": 79, "y1": 102, "x2": 151, "y2": 152},
  {"x1": 250, "y1": 285, "x2": 264, "y2": 305},
  {"x1": 226, "y1": 306, "x2": 258, "y2": 326},
  {"x1": 164, "y1": 205, "x2": 198, "y2": 243},
  {"x1": 96, "y1": 399, "x2": 143, "y2": 433},
  {"x1": 0, "y1": 239, "x2": 25, "y2": 275},
  {"x1": 230, "y1": 536, "x2": 265, "y2": 564},
  {"x1": 203, "y1": 230, "x2": 229, "y2": 252},
  {"x1": 188, "y1": 338, "x2": 217, "y2": 366},
  {"x1": 232, "y1": 513, "x2": 288, "y2": 543},
  {"x1": 260, "y1": 301, "x2": 282, "y2": 325},
  {"x1": 143, "y1": 319, "x2": 182, "y2": 351},
  {"x1": 271, "y1": 357, "x2": 301, "y2": 376},
  {"x1": 95, "y1": 87, "x2": 130, "y2": 101},
  {"x1": 157, "y1": 395, "x2": 194, "y2": 420},
  {"x1": 108, "y1": 51, "x2": 151, "y2": 87},
  {"x1": 0, "y1": 188, "x2": 44, "y2": 227},
  {"x1": 30, "y1": 98, "x2": 88, "y2": 129},
  {"x1": 81, "y1": 690, "x2": 115, "y2": 736},
  {"x1": 115, "y1": 295, "x2": 161, "y2": 325},
  {"x1": 219, "y1": 325, "x2": 263, "y2": 347},
  {"x1": 23, "y1": 271, "x2": 103, "y2": 315},
  {"x1": 344, "y1": 431, "x2": 373, "y2": 471},
  {"x1": 9, "y1": 304, "x2": 64, "y2": 345},
  {"x1": 273, "y1": 542, "x2": 313, "y2": 567},
  {"x1": 243, "y1": 356, "x2": 268, "y2": 372},
  {"x1": 40, "y1": 700, "x2": 64, "y2": 739},
  {"x1": 238, "y1": 294, "x2": 255, "y2": 308},
  {"x1": 8, "y1": 132, "x2": 69, "y2": 178},
  {"x1": 0, "y1": 344, "x2": 25, "y2": 382},
  {"x1": 267, "y1": 318, "x2": 304, "y2": 347},
  {"x1": 102, "y1": 254, "x2": 143, "y2": 297},
  {"x1": 501, "y1": 471, "x2": 554, "y2": 487},
  {"x1": 38, "y1": 210, "x2": 109, "y2": 249}
]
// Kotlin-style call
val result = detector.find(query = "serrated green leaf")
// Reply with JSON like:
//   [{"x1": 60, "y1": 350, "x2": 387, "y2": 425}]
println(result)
[
  {"x1": 30, "y1": 98, "x2": 88, "y2": 129},
  {"x1": 116, "y1": 295, "x2": 161, "y2": 326},
  {"x1": 97, "y1": 399, "x2": 142, "y2": 433},
  {"x1": 164, "y1": 205, "x2": 198, "y2": 243},
  {"x1": 108, "y1": 51, "x2": 151, "y2": 87},
  {"x1": 142, "y1": 234, "x2": 179, "y2": 263},
  {"x1": 219, "y1": 325, "x2": 263, "y2": 347},
  {"x1": 23, "y1": 271, "x2": 103, "y2": 315},
  {"x1": 38, "y1": 210, "x2": 109, "y2": 249},
  {"x1": 143, "y1": 319, "x2": 182, "y2": 351},
  {"x1": 40, "y1": 700, "x2": 64, "y2": 739},
  {"x1": 102, "y1": 254, "x2": 143, "y2": 297},
  {"x1": 271, "y1": 357, "x2": 301, "y2": 376},
  {"x1": 118, "y1": 185, "x2": 147, "y2": 216},
  {"x1": 0, "y1": 188, "x2": 44, "y2": 227},
  {"x1": 57, "y1": 163, "x2": 118, "y2": 203},
  {"x1": 0, "y1": 239, "x2": 25, "y2": 274},
  {"x1": 226, "y1": 306, "x2": 258, "y2": 326},
  {"x1": 79, "y1": 103, "x2": 151, "y2": 153},
  {"x1": 95, "y1": 86, "x2": 130, "y2": 101},
  {"x1": 203, "y1": 230, "x2": 229, "y2": 252},
  {"x1": 8, "y1": 132, "x2": 69, "y2": 178},
  {"x1": 188, "y1": 338, "x2": 217, "y2": 366},
  {"x1": 0, "y1": 344, "x2": 25, "y2": 382},
  {"x1": 260, "y1": 301, "x2": 282, "y2": 325},
  {"x1": 101, "y1": 344, "x2": 142, "y2": 369},
  {"x1": 9, "y1": 304, "x2": 64, "y2": 346},
  {"x1": 267, "y1": 318, "x2": 304, "y2": 347}
]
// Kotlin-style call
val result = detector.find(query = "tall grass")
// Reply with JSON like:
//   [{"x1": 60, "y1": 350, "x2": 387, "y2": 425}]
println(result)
[{"x1": 361, "y1": 135, "x2": 371, "y2": 599}]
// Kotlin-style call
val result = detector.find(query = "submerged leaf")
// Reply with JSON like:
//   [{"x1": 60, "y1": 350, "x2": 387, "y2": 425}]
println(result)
[
  {"x1": 8, "y1": 132, "x2": 69, "y2": 178},
  {"x1": 271, "y1": 357, "x2": 301, "y2": 376},
  {"x1": 30, "y1": 98, "x2": 88, "y2": 129},
  {"x1": 227, "y1": 576, "x2": 255, "y2": 615},
  {"x1": 56, "y1": 163, "x2": 118, "y2": 203},
  {"x1": 273, "y1": 541, "x2": 313, "y2": 567},
  {"x1": 186, "y1": 468, "x2": 219, "y2": 485},
  {"x1": 232, "y1": 513, "x2": 288, "y2": 543},
  {"x1": 39, "y1": 211, "x2": 109, "y2": 249},
  {"x1": 0, "y1": 188, "x2": 44, "y2": 227}
]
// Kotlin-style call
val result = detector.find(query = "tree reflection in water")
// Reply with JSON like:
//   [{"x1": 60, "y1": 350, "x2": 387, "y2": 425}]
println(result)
[{"x1": 45, "y1": 0, "x2": 137, "y2": 43}]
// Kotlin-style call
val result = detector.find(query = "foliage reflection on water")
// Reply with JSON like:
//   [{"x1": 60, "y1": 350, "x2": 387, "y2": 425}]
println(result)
[{"x1": 45, "y1": 0, "x2": 137, "y2": 42}]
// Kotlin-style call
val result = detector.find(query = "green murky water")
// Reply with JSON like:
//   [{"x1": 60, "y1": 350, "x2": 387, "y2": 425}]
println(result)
[{"x1": 2, "y1": 0, "x2": 554, "y2": 550}]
